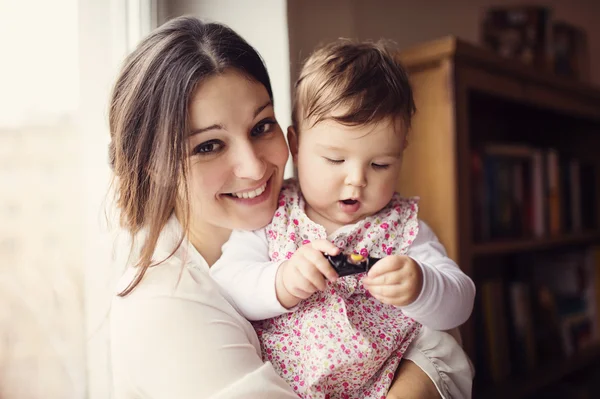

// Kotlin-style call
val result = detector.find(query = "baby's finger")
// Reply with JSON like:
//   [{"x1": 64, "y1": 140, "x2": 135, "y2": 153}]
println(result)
[
  {"x1": 288, "y1": 264, "x2": 319, "y2": 296},
  {"x1": 363, "y1": 270, "x2": 402, "y2": 286},
  {"x1": 367, "y1": 256, "x2": 403, "y2": 278},
  {"x1": 364, "y1": 283, "x2": 404, "y2": 301},
  {"x1": 297, "y1": 258, "x2": 327, "y2": 291},
  {"x1": 310, "y1": 239, "x2": 341, "y2": 256},
  {"x1": 304, "y1": 250, "x2": 338, "y2": 282}
]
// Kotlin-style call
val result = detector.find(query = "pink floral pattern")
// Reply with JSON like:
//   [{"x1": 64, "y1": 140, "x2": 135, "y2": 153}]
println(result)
[{"x1": 253, "y1": 179, "x2": 422, "y2": 399}]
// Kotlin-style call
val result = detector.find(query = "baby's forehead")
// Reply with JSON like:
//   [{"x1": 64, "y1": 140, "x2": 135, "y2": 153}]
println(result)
[
  {"x1": 307, "y1": 116, "x2": 406, "y2": 137},
  {"x1": 305, "y1": 119, "x2": 406, "y2": 154}
]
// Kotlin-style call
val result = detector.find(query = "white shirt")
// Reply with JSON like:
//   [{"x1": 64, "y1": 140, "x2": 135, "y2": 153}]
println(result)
[
  {"x1": 211, "y1": 220, "x2": 475, "y2": 331},
  {"x1": 109, "y1": 216, "x2": 299, "y2": 399}
]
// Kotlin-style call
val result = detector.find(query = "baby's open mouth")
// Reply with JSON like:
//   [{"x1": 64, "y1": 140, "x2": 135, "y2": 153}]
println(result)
[{"x1": 339, "y1": 198, "x2": 361, "y2": 213}]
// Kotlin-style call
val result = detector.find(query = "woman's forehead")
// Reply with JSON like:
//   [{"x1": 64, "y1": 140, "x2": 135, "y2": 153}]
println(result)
[{"x1": 188, "y1": 70, "x2": 271, "y2": 131}]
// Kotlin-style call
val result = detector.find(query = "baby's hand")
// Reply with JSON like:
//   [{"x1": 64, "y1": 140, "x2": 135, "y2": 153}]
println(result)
[
  {"x1": 363, "y1": 255, "x2": 423, "y2": 307},
  {"x1": 275, "y1": 240, "x2": 340, "y2": 308}
]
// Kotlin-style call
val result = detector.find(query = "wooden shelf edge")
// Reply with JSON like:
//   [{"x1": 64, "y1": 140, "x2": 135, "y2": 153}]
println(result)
[
  {"x1": 398, "y1": 36, "x2": 600, "y2": 106},
  {"x1": 475, "y1": 343, "x2": 600, "y2": 399},
  {"x1": 397, "y1": 35, "x2": 457, "y2": 68},
  {"x1": 472, "y1": 231, "x2": 600, "y2": 256}
]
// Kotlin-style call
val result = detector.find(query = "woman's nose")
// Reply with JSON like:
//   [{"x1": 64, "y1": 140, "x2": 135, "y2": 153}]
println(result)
[{"x1": 233, "y1": 142, "x2": 267, "y2": 181}]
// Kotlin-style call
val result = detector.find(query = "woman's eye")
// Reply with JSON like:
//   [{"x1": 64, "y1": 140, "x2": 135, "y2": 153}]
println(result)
[
  {"x1": 325, "y1": 158, "x2": 344, "y2": 165},
  {"x1": 372, "y1": 163, "x2": 390, "y2": 170},
  {"x1": 251, "y1": 119, "x2": 276, "y2": 137},
  {"x1": 193, "y1": 140, "x2": 223, "y2": 155}
]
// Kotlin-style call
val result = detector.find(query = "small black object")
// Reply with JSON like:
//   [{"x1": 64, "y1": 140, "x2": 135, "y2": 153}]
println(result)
[{"x1": 326, "y1": 253, "x2": 382, "y2": 277}]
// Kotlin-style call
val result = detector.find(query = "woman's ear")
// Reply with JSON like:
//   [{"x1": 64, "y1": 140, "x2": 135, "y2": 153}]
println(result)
[{"x1": 287, "y1": 126, "x2": 299, "y2": 165}]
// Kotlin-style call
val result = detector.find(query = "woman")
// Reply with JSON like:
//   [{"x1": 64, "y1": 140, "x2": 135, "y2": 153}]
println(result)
[{"x1": 108, "y1": 16, "x2": 470, "y2": 398}]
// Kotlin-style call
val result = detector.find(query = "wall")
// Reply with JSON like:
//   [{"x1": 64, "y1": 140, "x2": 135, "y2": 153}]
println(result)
[
  {"x1": 156, "y1": 1, "x2": 600, "y2": 147},
  {"x1": 158, "y1": 0, "x2": 294, "y2": 177},
  {"x1": 287, "y1": 0, "x2": 600, "y2": 86}
]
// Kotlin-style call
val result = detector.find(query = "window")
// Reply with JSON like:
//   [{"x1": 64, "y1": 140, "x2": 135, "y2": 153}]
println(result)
[
  {"x1": 0, "y1": 1, "x2": 85, "y2": 398},
  {"x1": 0, "y1": 1, "x2": 154, "y2": 398}
]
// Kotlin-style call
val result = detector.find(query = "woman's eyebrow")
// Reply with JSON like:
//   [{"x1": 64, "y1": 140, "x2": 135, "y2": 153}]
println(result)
[
  {"x1": 254, "y1": 100, "x2": 273, "y2": 117},
  {"x1": 189, "y1": 124, "x2": 222, "y2": 136},
  {"x1": 189, "y1": 101, "x2": 273, "y2": 137}
]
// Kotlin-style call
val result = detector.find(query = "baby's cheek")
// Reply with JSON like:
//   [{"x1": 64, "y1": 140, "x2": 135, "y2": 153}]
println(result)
[{"x1": 375, "y1": 184, "x2": 396, "y2": 204}]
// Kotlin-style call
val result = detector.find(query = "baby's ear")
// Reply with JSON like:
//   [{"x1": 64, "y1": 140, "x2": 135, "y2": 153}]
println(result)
[{"x1": 287, "y1": 126, "x2": 299, "y2": 165}]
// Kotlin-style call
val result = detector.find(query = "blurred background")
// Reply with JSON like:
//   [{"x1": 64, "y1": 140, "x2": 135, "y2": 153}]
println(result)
[{"x1": 0, "y1": 0, "x2": 599, "y2": 398}]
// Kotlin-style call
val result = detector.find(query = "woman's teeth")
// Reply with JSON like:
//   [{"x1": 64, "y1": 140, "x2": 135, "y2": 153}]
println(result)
[{"x1": 231, "y1": 182, "x2": 267, "y2": 199}]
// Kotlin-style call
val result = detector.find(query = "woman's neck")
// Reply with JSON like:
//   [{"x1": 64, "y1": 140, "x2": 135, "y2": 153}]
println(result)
[
  {"x1": 187, "y1": 225, "x2": 231, "y2": 266},
  {"x1": 174, "y1": 210, "x2": 231, "y2": 267}
]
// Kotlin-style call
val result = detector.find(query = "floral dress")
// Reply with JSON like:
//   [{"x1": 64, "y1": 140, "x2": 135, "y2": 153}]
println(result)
[{"x1": 252, "y1": 179, "x2": 423, "y2": 399}]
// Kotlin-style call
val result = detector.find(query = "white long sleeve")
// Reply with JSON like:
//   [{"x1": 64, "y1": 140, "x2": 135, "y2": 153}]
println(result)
[
  {"x1": 110, "y1": 215, "x2": 299, "y2": 399},
  {"x1": 110, "y1": 263, "x2": 299, "y2": 399},
  {"x1": 210, "y1": 229, "x2": 290, "y2": 321},
  {"x1": 401, "y1": 221, "x2": 476, "y2": 330}
]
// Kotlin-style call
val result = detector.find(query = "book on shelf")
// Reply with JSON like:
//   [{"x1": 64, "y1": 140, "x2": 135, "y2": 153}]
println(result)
[
  {"x1": 475, "y1": 246, "x2": 600, "y2": 384},
  {"x1": 530, "y1": 250, "x2": 597, "y2": 357},
  {"x1": 471, "y1": 143, "x2": 597, "y2": 243},
  {"x1": 507, "y1": 281, "x2": 537, "y2": 373},
  {"x1": 479, "y1": 279, "x2": 512, "y2": 382}
]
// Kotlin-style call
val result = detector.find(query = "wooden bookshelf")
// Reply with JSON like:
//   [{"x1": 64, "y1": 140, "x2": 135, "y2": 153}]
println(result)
[
  {"x1": 397, "y1": 36, "x2": 600, "y2": 398},
  {"x1": 473, "y1": 231, "x2": 600, "y2": 256}
]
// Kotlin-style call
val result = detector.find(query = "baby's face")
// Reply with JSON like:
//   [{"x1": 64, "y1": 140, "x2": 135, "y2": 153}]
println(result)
[{"x1": 292, "y1": 116, "x2": 406, "y2": 233}]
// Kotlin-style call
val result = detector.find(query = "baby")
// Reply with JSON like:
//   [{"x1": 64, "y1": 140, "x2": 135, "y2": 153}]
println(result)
[{"x1": 212, "y1": 39, "x2": 475, "y2": 399}]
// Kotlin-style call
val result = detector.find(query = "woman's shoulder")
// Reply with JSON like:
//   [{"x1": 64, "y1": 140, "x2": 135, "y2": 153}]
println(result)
[
  {"x1": 109, "y1": 213, "x2": 252, "y2": 334},
  {"x1": 113, "y1": 257, "x2": 238, "y2": 313},
  {"x1": 111, "y1": 214, "x2": 217, "y2": 302},
  {"x1": 109, "y1": 261, "x2": 292, "y2": 399},
  {"x1": 110, "y1": 258, "x2": 261, "y2": 347},
  {"x1": 112, "y1": 258, "x2": 247, "y2": 332}
]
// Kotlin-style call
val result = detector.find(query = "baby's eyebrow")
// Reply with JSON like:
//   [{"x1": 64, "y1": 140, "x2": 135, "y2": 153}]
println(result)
[
  {"x1": 378, "y1": 151, "x2": 403, "y2": 158},
  {"x1": 320, "y1": 144, "x2": 345, "y2": 152}
]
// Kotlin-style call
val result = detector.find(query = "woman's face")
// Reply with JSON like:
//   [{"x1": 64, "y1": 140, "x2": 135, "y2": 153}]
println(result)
[{"x1": 182, "y1": 69, "x2": 289, "y2": 234}]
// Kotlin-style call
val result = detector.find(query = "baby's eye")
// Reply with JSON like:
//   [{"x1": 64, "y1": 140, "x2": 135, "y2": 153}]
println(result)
[
  {"x1": 372, "y1": 163, "x2": 390, "y2": 170},
  {"x1": 324, "y1": 158, "x2": 344, "y2": 165}
]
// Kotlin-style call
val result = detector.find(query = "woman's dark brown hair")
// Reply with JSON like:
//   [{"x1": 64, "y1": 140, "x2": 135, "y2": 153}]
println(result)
[{"x1": 108, "y1": 16, "x2": 273, "y2": 295}]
